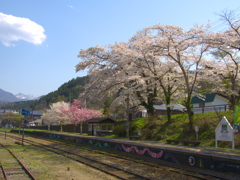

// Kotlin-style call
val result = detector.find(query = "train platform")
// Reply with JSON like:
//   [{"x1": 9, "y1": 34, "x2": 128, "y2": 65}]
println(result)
[
  {"x1": 128, "y1": 139, "x2": 240, "y2": 160},
  {"x1": 10, "y1": 130, "x2": 240, "y2": 176}
]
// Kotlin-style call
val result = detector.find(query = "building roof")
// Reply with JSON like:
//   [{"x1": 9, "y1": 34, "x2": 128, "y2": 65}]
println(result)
[
  {"x1": 86, "y1": 117, "x2": 117, "y2": 123},
  {"x1": 31, "y1": 111, "x2": 43, "y2": 116},
  {"x1": 22, "y1": 109, "x2": 43, "y2": 116},
  {"x1": 191, "y1": 93, "x2": 217, "y2": 104},
  {"x1": 154, "y1": 104, "x2": 186, "y2": 111}
]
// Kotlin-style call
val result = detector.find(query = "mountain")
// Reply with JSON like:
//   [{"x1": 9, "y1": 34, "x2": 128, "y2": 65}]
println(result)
[
  {"x1": 0, "y1": 88, "x2": 19, "y2": 102},
  {"x1": 37, "y1": 76, "x2": 88, "y2": 106},
  {"x1": 15, "y1": 93, "x2": 42, "y2": 100},
  {"x1": 0, "y1": 76, "x2": 89, "y2": 110},
  {"x1": 0, "y1": 89, "x2": 42, "y2": 104}
]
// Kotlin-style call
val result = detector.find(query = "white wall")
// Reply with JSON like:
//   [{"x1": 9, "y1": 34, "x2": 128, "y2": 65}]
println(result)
[
  {"x1": 212, "y1": 95, "x2": 228, "y2": 105},
  {"x1": 193, "y1": 95, "x2": 228, "y2": 113}
]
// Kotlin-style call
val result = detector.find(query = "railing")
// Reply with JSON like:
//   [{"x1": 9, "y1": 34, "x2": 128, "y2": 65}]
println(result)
[{"x1": 192, "y1": 104, "x2": 229, "y2": 113}]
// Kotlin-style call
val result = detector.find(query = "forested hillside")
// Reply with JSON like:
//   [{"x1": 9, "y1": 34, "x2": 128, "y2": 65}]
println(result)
[
  {"x1": 38, "y1": 76, "x2": 87, "y2": 103},
  {"x1": 0, "y1": 76, "x2": 88, "y2": 111},
  {"x1": 0, "y1": 100, "x2": 38, "y2": 112}
]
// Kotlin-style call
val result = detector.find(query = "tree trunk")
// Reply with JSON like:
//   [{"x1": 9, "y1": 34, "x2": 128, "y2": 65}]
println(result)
[
  {"x1": 185, "y1": 102, "x2": 194, "y2": 129},
  {"x1": 80, "y1": 121, "x2": 83, "y2": 134},
  {"x1": 166, "y1": 107, "x2": 172, "y2": 122},
  {"x1": 165, "y1": 95, "x2": 172, "y2": 122},
  {"x1": 137, "y1": 86, "x2": 157, "y2": 116},
  {"x1": 74, "y1": 125, "x2": 76, "y2": 133},
  {"x1": 60, "y1": 123, "x2": 63, "y2": 132}
]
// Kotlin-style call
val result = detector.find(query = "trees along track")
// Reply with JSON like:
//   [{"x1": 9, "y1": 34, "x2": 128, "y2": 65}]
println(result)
[
  {"x1": 0, "y1": 142, "x2": 36, "y2": 180},
  {"x1": 1, "y1": 132, "x2": 235, "y2": 180}
]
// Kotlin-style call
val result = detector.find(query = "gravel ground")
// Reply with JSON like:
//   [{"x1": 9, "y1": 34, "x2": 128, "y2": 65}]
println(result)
[{"x1": 0, "y1": 135, "x2": 118, "y2": 180}]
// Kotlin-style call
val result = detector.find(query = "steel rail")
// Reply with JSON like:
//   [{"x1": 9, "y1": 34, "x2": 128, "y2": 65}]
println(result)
[
  {"x1": 0, "y1": 161, "x2": 7, "y2": 180},
  {"x1": 3, "y1": 132, "x2": 238, "y2": 180},
  {"x1": 7, "y1": 135, "x2": 152, "y2": 180},
  {"x1": 0, "y1": 143, "x2": 36, "y2": 180},
  {"x1": 23, "y1": 133, "x2": 233, "y2": 180}
]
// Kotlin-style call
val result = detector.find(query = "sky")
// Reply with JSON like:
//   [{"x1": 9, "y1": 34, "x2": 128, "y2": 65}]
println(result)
[{"x1": 0, "y1": 0, "x2": 239, "y2": 96}]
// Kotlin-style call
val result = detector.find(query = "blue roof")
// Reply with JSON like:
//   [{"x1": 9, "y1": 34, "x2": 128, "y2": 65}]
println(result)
[{"x1": 22, "y1": 109, "x2": 42, "y2": 116}]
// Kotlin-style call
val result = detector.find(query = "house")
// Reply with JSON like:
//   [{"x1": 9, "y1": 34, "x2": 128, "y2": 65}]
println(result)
[
  {"x1": 28, "y1": 119, "x2": 43, "y2": 126},
  {"x1": 86, "y1": 117, "x2": 117, "y2": 136},
  {"x1": 22, "y1": 109, "x2": 43, "y2": 126},
  {"x1": 154, "y1": 104, "x2": 186, "y2": 115},
  {"x1": 129, "y1": 106, "x2": 148, "y2": 120},
  {"x1": 191, "y1": 93, "x2": 229, "y2": 113}
]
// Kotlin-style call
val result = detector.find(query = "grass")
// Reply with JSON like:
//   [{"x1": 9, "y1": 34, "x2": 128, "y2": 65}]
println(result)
[{"x1": 136, "y1": 110, "x2": 240, "y2": 150}]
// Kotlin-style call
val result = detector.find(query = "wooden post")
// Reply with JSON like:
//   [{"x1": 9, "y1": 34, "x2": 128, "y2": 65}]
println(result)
[
  {"x1": 22, "y1": 125, "x2": 24, "y2": 145},
  {"x1": 4, "y1": 127, "x2": 6, "y2": 139}
]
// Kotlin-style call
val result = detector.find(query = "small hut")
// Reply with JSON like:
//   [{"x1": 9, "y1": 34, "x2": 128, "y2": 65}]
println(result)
[{"x1": 86, "y1": 117, "x2": 117, "y2": 136}]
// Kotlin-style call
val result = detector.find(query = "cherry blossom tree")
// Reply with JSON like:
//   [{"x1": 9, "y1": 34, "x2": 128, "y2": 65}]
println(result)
[
  {"x1": 207, "y1": 10, "x2": 240, "y2": 109},
  {"x1": 112, "y1": 31, "x2": 182, "y2": 121},
  {"x1": 143, "y1": 24, "x2": 211, "y2": 128},
  {"x1": 76, "y1": 24, "x2": 213, "y2": 128},
  {"x1": 76, "y1": 45, "x2": 158, "y2": 116},
  {"x1": 61, "y1": 99, "x2": 102, "y2": 134},
  {"x1": 43, "y1": 101, "x2": 69, "y2": 131},
  {"x1": 76, "y1": 36, "x2": 181, "y2": 119}
]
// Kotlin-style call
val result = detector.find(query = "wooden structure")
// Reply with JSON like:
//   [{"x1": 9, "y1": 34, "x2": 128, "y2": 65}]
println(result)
[
  {"x1": 86, "y1": 117, "x2": 117, "y2": 136},
  {"x1": 191, "y1": 93, "x2": 229, "y2": 113},
  {"x1": 154, "y1": 104, "x2": 186, "y2": 115}
]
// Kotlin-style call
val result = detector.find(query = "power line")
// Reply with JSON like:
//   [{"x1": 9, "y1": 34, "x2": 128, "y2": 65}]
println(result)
[{"x1": 209, "y1": 7, "x2": 240, "y2": 32}]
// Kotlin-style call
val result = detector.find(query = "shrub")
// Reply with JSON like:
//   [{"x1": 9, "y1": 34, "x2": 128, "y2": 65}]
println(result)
[
  {"x1": 113, "y1": 124, "x2": 126, "y2": 137},
  {"x1": 130, "y1": 118, "x2": 147, "y2": 133}
]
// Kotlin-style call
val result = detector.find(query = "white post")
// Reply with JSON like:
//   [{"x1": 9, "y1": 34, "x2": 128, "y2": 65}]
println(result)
[
  {"x1": 232, "y1": 132, "x2": 235, "y2": 151},
  {"x1": 195, "y1": 126, "x2": 199, "y2": 141}
]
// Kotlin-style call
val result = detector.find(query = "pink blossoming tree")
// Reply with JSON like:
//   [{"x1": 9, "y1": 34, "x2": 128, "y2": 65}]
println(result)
[{"x1": 61, "y1": 99, "x2": 102, "y2": 134}]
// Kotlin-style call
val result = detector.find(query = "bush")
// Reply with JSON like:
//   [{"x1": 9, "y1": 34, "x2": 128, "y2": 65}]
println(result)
[
  {"x1": 113, "y1": 124, "x2": 126, "y2": 137},
  {"x1": 130, "y1": 118, "x2": 148, "y2": 133}
]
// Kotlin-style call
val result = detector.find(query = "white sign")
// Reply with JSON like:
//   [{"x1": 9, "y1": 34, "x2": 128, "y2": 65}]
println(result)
[
  {"x1": 215, "y1": 116, "x2": 234, "y2": 150},
  {"x1": 195, "y1": 126, "x2": 199, "y2": 132}
]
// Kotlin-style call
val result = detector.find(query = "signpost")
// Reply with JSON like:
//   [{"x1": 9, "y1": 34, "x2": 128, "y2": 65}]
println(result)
[
  {"x1": 21, "y1": 109, "x2": 30, "y2": 146},
  {"x1": 215, "y1": 116, "x2": 234, "y2": 150},
  {"x1": 234, "y1": 106, "x2": 240, "y2": 133},
  {"x1": 21, "y1": 109, "x2": 30, "y2": 115},
  {"x1": 195, "y1": 126, "x2": 199, "y2": 141}
]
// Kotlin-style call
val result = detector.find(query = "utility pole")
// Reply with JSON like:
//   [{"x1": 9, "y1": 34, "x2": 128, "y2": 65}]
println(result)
[{"x1": 126, "y1": 92, "x2": 130, "y2": 139}]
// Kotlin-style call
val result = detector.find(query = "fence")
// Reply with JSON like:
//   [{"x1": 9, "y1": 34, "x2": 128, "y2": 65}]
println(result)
[
  {"x1": 192, "y1": 104, "x2": 229, "y2": 114},
  {"x1": 29, "y1": 123, "x2": 88, "y2": 133}
]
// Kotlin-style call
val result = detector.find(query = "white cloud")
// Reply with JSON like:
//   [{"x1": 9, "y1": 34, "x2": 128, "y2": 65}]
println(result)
[
  {"x1": 67, "y1": 5, "x2": 74, "y2": 9},
  {"x1": 0, "y1": 12, "x2": 46, "y2": 46}
]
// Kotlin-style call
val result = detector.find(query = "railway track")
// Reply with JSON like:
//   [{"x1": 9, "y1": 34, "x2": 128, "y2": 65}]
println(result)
[
  {"x1": 22, "y1": 133, "x2": 239, "y2": 180},
  {"x1": 0, "y1": 142, "x2": 35, "y2": 180},
  {"x1": 2, "y1": 131, "x2": 238, "y2": 180},
  {"x1": 5, "y1": 134, "x2": 163, "y2": 180}
]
